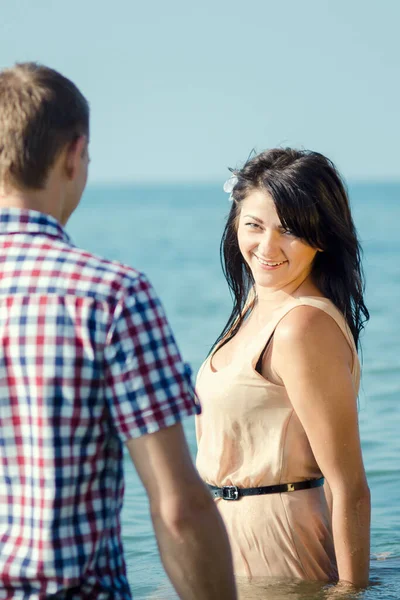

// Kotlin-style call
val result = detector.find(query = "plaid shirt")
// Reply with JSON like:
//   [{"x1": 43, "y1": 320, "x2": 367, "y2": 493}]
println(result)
[{"x1": 0, "y1": 208, "x2": 199, "y2": 599}]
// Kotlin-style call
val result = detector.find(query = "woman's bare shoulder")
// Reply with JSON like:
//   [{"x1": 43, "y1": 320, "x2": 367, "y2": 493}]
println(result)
[{"x1": 273, "y1": 304, "x2": 353, "y2": 364}]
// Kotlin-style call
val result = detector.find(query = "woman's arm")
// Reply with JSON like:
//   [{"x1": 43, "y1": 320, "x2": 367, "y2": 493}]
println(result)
[
  {"x1": 324, "y1": 478, "x2": 333, "y2": 517},
  {"x1": 270, "y1": 306, "x2": 370, "y2": 588},
  {"x1": 195, "y1": 414, "x2": 202, "y2": 445}
]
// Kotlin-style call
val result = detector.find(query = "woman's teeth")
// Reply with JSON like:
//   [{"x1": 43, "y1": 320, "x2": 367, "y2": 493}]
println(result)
[{"x1": 256, "y1": 256, "x2": 286, "y2": 267}]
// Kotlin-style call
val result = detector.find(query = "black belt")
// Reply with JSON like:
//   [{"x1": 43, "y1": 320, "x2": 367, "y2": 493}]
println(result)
[{"x1": 206, "y1": 477, "x2": 324, "y2": 501}]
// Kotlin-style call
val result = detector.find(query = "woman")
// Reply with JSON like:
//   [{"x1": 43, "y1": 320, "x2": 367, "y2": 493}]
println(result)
[{"x1": 195, "y1": 148, "x2": 371, "y2": 588}]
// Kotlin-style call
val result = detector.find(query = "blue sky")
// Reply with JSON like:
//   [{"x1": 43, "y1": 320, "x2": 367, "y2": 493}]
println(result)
[{"x1": 1, "y1": 0, "x2": 399, "y2": 183}]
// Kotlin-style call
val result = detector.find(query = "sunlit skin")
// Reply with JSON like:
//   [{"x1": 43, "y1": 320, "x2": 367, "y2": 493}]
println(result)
[
  {"x1": 237, "y1": 189, "x2": 321, "y2": 308},
  {"x1": 61, "y1": 139, "x2": 90, "y2": 224},
  {"x1": 0, "y1": 136, "x2": 90, "y2": 226}
]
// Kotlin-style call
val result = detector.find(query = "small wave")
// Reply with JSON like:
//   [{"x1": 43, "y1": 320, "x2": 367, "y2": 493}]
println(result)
[{"x1": 371, "y1": 552, "x2": 393, "y2": 561}]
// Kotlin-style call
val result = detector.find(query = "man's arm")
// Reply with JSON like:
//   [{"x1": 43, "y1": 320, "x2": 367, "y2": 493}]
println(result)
[{"x1": 126, "y1": 423, "x2": 237, "y2": 600}]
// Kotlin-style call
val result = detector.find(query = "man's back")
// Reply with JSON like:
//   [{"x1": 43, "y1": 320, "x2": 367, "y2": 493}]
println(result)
[
  {"x1": 0, "y1": 62, "x2": 236, "y2": 600},
  {"x1": 0, "y1": 207, "x2": 197, "y2": 599}
]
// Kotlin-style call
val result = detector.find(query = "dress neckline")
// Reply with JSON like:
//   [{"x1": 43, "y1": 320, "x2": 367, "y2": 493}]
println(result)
[{"x1": 207, "y1": 296, "x2": 338, "y2": 376}]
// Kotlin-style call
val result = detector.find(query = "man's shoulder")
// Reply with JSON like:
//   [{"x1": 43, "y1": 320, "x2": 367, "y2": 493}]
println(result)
[
  {"x1": 68, "y1": 244, "x2": 138, "y2": 278},
  {"x1": 59, "y1": 242, "x2": 152, "y2": 300}
]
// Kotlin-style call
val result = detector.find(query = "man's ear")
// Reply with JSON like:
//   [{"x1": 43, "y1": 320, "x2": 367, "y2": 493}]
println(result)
[{"x1": 64, "y1": 135, "x2": 87, "y2": 180}]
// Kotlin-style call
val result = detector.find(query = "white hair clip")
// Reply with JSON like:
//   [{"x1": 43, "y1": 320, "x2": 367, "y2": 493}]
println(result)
[{"x1": 223, "y1": 175, "x2": 238, "y2": 201}]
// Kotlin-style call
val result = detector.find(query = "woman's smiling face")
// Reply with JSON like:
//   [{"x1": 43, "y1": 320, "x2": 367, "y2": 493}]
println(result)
[{"x1": 237, "y1": 189, "x2": 319, "y2": 291}]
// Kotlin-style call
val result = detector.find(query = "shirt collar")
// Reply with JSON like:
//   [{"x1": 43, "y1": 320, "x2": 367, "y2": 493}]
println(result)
[{"x1": 0, "y1": 208, "x2": 72, "y2": 244}]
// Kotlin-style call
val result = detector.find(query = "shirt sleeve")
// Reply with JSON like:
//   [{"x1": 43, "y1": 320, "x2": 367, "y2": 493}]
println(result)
[{"x1": 103, "y1": 272, "x2": 200, "y2": 442}]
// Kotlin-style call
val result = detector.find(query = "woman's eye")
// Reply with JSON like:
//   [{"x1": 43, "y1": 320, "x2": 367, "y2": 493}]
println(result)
[
  {"x1": 245, "y1": 222, "x2": 260, "y2": 229},
  {"x1": 281, "y1": 228, "x2": 294, "y2": 236}
]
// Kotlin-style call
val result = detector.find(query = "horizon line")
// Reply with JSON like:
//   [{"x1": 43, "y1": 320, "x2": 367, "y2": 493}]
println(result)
[{"x1": 86, "y1": 177, "x2": 400, "y2": 189}]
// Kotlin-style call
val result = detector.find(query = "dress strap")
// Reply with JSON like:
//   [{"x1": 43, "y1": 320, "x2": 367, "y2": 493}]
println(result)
[{"x1": 247, "y1": 297, "x2": 358, "y2": 375}]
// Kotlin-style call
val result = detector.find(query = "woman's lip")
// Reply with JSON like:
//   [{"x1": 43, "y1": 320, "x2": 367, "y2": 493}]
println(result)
[{"x1": 254, "y1": 255, "x2": 288, "y2": 269}]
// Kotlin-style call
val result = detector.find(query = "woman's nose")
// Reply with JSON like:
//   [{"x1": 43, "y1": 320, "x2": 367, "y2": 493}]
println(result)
[{"x1": 257, "y1": 230, "x2": 280, "y2": 257}]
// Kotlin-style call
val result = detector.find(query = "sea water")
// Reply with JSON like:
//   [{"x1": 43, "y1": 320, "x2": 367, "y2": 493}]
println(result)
[{"x1": 68, "y1": 182, "x2": 400, "y2": 599}]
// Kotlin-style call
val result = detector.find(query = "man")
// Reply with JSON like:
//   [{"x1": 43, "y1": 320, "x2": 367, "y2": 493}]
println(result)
[{"x1": 0, "y1": 63, "x2": 236, "y2": 599}]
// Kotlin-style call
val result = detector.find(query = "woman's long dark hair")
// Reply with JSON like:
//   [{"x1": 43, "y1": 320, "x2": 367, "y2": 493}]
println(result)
[{"x1": 213, "y1": 148, "x2": 369, "y2": 352}]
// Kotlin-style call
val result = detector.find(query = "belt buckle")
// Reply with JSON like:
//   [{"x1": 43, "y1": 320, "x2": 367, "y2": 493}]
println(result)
[{"x1": 222, "y1": 485, "x2": 239, "y2": 501}]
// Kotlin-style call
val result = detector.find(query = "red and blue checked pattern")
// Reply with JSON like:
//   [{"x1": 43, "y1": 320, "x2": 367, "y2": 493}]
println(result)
[{"x1": 0, "y1": 208, "x2": 200, "y2": 599}]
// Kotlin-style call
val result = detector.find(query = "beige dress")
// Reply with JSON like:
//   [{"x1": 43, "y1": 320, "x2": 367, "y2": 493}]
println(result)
[{"x1": 196, "y1": 297, "x2": 360, "y2": 582}]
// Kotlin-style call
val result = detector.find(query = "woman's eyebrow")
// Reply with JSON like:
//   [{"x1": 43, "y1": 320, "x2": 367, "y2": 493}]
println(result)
[{"x1": 243, "y1": 214, "x2": 264, "y2": 224}]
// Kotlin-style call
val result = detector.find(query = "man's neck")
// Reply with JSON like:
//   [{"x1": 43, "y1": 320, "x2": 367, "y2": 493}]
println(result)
[{"x1": 0, "y1": 186, "x2": 63, "y2": 224}]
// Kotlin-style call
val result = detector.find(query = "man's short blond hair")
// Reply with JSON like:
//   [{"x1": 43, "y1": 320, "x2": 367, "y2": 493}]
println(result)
[{"x1": 0, "y1": 62, "x2": 89, "y2": 190}]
